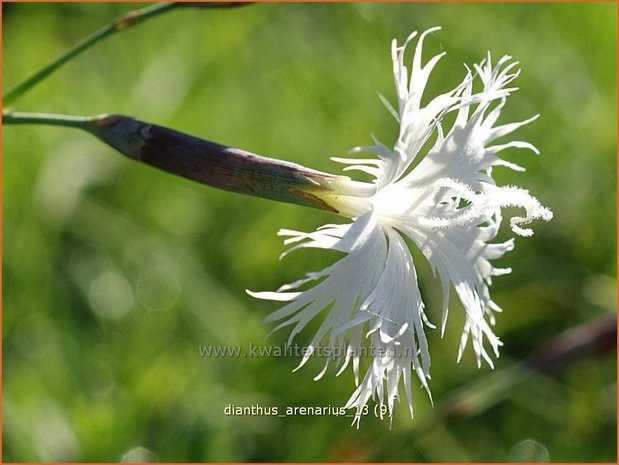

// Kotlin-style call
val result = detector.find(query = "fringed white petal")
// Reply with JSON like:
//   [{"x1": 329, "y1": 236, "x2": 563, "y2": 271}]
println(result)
[
  {"x1": 344, "y1": 228, "x2": 433, "y2": 426},
  {"x1": 253, "y1": 213, "x2": 435, "y2": 425},
  {"x1": 398, "y1": 214, "x2": 509, "y2": 368}
]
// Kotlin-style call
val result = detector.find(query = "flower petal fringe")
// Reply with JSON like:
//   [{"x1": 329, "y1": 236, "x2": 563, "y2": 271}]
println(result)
[{"x1": 250, "y1": 28, "x2": 552, "y2": 426}]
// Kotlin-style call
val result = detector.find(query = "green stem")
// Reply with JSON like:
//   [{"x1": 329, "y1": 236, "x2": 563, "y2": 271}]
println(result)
[
  {"x1": 2, "y1": 110, "x2": 100, "y2": 130},
  {"x1": 3, "y1": 2, "x2": 178, "y2": 106}
]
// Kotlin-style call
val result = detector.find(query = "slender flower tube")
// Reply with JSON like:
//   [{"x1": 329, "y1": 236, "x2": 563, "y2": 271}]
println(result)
[
  {"x1": 86, "y1": 114, "x2": 375, "y2": 212},
  {"x1": 249, "y1": 28, "x2": 552, "y2": 426}
]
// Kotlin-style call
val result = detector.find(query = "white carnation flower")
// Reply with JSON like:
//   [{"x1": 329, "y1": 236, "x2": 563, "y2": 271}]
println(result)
[{"x1": 249, "y1": 27, "x2": 552, "y2": 426}]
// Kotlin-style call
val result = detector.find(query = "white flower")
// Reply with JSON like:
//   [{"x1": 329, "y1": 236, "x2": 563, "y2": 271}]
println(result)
[{"x1": 249, "y1": 27, "x2": 552, "y2": 426}]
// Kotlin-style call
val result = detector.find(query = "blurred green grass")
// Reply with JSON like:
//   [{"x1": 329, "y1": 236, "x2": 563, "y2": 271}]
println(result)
[{"x1": 2, "y1": 2, "x2": 616, "y2": 462}]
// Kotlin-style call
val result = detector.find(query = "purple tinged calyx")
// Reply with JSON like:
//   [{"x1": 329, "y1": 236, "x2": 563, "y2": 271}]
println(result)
[{"x1": 87, "y1": 114, "x2": 373, "y2": 215}]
